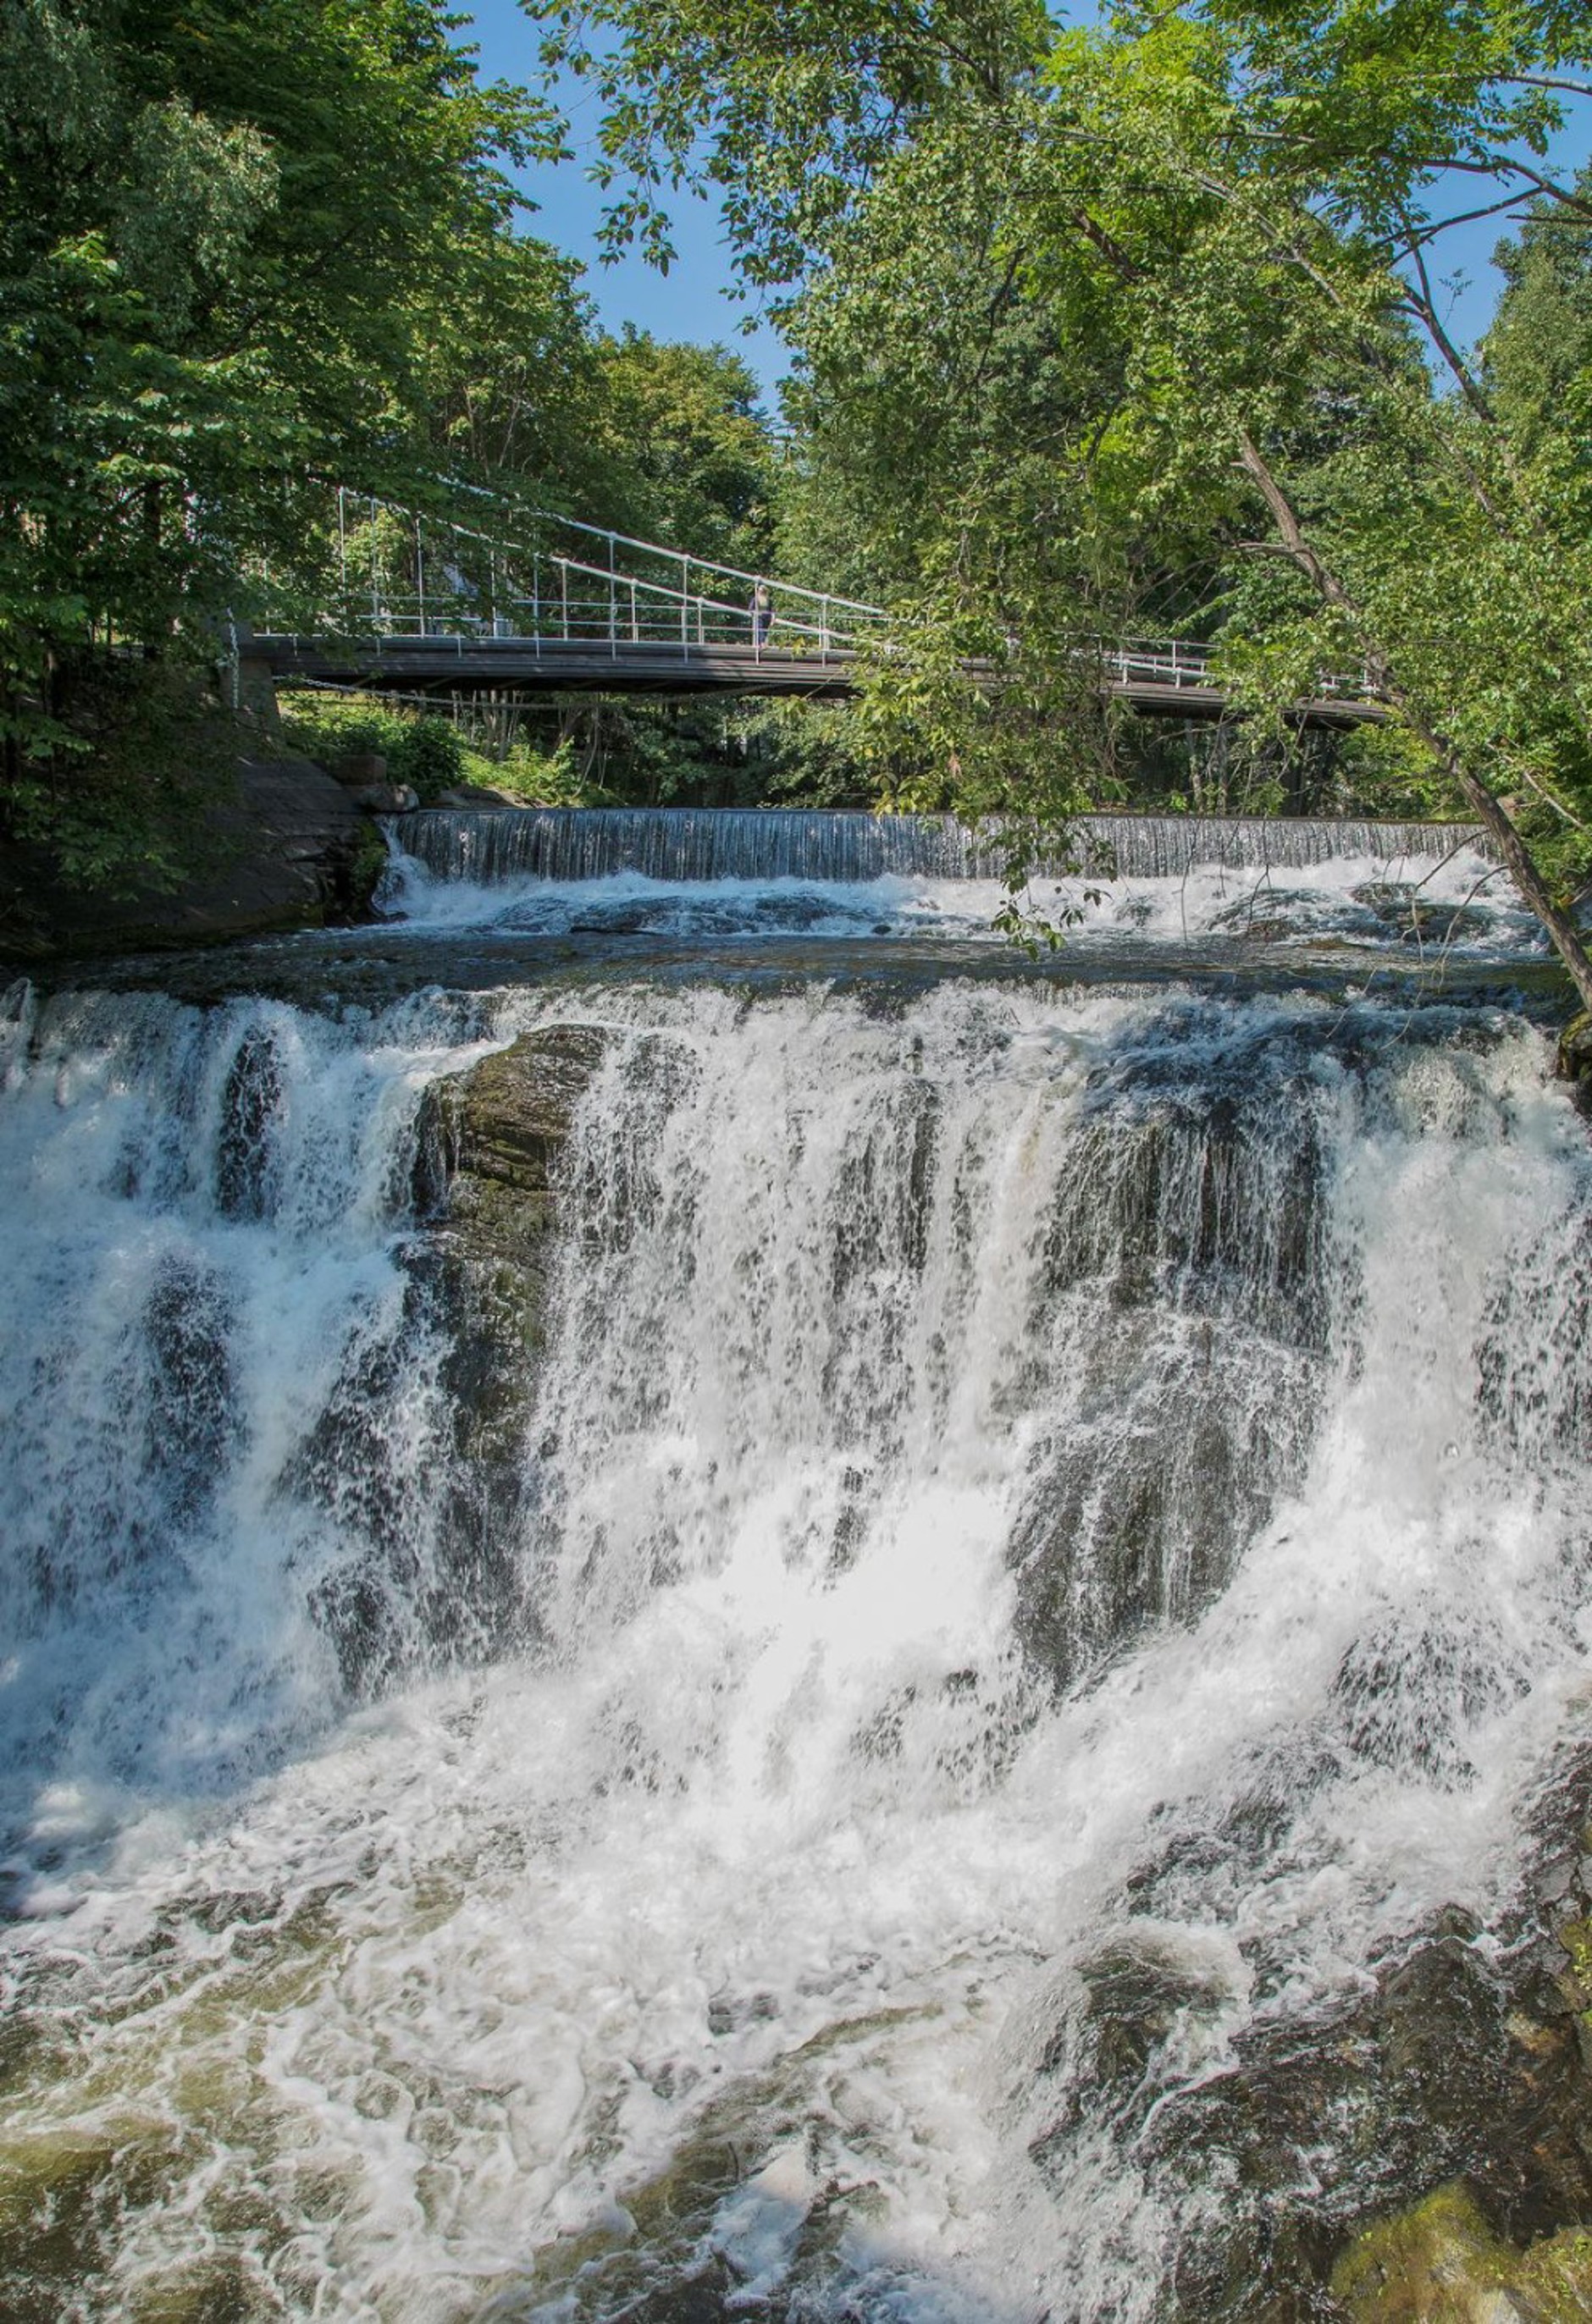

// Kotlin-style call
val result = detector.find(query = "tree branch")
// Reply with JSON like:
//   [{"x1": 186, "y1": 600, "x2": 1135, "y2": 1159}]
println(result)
[{"x1": 1231, "y1": 426, "x2": 1592, "y2": 1014}]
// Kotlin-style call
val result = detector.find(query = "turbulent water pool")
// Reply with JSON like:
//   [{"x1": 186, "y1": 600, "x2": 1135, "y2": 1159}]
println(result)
[{"x1": 3, "y1": 812, "x2": 1591, "y2": 2321}]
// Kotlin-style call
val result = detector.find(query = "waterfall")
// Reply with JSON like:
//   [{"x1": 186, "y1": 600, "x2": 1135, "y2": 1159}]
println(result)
[
  {"x1": 395, "y1": 805, "x2": 1485, "y2": 886},
  {"x1": 2, "y1": 964, "x2": 1589, "y2": 2321}
]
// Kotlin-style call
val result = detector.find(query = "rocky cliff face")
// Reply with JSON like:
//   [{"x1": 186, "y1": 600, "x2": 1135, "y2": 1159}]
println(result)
[{"x1": 0, "y1": 754, "x2": 385, "y2": 960}]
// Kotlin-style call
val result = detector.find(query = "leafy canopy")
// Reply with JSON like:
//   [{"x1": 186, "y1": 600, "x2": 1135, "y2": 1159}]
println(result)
[{"x1": 522, "y1": 0, "x2": 1592, "y2": 992}]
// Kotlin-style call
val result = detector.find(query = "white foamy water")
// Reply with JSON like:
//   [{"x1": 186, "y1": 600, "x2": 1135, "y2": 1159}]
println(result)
[
  {"x1": 378, "y1": 829, "x2": 1534, "y2": 961},
  {"x1": 2, "y1": 956, "x2": 1589, "y2": 2321}
]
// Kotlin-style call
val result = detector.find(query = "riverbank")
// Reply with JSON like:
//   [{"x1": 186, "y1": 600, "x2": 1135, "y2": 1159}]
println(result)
[{"x1": 0, "y1": 753, "x2": 388, "y2": 963}]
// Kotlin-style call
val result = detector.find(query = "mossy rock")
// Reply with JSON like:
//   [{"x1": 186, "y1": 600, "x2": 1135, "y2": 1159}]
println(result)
[
  {"x1": 411, "y1": 1022, "x2": 616, "y2": 1453},
  {"x1": 346, "y1": 815, "x2": 390, "y2": 914},
  {"x1": 1556, "y1": 1012, "x2": 1592, "y2": 1114},
  {"x1": 1332, "y1": 2181, "x2": 1592, "y2": 2321},
  {"x1": 416, "y1": 1022, "x2": 611, "y2": 1268}
]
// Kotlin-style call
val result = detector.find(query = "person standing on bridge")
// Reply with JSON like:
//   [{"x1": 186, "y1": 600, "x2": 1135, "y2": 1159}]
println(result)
[{"x1": 750, "y1": 582, "x2": 772, "y2": 648}]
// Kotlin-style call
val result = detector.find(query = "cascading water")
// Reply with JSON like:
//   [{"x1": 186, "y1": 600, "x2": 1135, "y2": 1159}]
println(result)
[
  {"x1": 395, "y1": 805, "x2": 1486, "y2": 886},
  {"x1": 376, "y1": 806, "x2": 1526, "y2": 966},
  {"x1": 3, "y1": 830, "x2": 1591, "y2": 2321}
]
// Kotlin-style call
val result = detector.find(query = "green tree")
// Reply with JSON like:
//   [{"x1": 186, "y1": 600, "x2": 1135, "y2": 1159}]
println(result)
[
  {"x1": 522, "y1": 0, "x2": 1592, "y2": 1005},
  {"x1": 589, "y1": 328, "x2": 777, "y2": 571},
  {"x1": 0, "y1": 0, "x2": 568, "y2": 873},
  {"x1": 532, "y1": 0, "x2": 1048, "y2": 292},
  {"x1": 1484, "y1": 168, "x2": 1592, "y2": 461}
]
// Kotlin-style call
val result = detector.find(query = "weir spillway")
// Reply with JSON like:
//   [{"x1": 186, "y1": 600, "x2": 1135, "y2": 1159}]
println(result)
[
  {"x1": 1, "y1": 825, "x2": 1588, "y2": 2321},
  {"x1": 394, "y1": 804, "x2": 1486, "y2": 886}
]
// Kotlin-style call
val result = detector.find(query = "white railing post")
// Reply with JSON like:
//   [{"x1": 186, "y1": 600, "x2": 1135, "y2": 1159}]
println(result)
[
  {"x1": 415, "y1": 513, "x2": 426, "y2": 634},
  {"x1": 680, "y1": 554, "x2": 689, "y2": 654},
  {"x1": 608, "y1": 530, "x2": 616, "y2": 656},
  {"x1": 560, "y1": 559, "x2": 569, "y2": 641},
  {"x1": 370, "y1": 496, "x2": 380, "y2": 628}
]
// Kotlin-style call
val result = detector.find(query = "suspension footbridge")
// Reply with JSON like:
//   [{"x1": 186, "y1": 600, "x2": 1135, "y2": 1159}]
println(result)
[{"x1": 247, "y1": 495, "x2": 1380, "y2": 726}]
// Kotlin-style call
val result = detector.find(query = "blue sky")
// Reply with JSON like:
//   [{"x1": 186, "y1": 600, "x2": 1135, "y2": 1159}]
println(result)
[
  {"x1": 456, "y1": 0, "x2": 1589, "y2": 408},
  {"x1": 457, "y1": 0, "x2": 793, "y2": 404}
]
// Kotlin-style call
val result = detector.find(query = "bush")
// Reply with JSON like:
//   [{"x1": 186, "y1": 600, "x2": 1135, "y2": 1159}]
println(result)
[
  {"x1": 395, "y1": 715, "x2": 465, "y2": 798},
  {"x1": 279, "y1": 692, "x2": 463, "y2": 802}
]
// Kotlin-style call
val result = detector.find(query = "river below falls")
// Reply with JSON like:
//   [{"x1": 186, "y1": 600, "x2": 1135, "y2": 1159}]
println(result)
[{"x1": 3, "y1": 821, "x2": 1592, "y2": 2321}]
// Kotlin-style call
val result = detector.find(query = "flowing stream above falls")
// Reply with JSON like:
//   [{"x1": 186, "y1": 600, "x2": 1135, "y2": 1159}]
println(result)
[{"x1": 3, "y1": 814, "x2": 1592, "y2": 2321}]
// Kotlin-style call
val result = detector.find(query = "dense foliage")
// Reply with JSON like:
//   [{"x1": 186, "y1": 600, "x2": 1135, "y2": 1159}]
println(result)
[
  {"x1": 2, "y1": 3, "x2": 553, "y2": 712},
  {"x1": 0, "y1": 0, "x2": 782, "y2": 879},
  {"x1": 528, "y1": 0, "x2": 1592, "y2": 993}
]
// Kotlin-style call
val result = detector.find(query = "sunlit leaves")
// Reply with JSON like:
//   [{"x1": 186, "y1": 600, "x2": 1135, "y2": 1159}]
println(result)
[{"x1": 1, "y1": 0, "x2": 577, "y2": 782}]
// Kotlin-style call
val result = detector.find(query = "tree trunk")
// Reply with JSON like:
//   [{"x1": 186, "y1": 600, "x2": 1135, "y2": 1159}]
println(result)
[
  {"x1": 1233, "y1": 430, "x2": 1592, "y2": 1018},
  {"x1": 1407, "y1": 722, "x2": 1592, "y2": 1018}
]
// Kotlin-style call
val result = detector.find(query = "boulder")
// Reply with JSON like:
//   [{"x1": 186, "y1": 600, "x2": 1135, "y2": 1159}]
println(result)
[
  {"x1": 334, "y1": 750, "x2": 388, "y2": 788},
  {"x1": 299, "y1": 1024, "x2": 616, "y2": 1691},
  {"x1": 401, "y1": 1026, "x2": 614, "y2": 1642},
  {"x1": 1556, "y1": 1012, "x2": 1592, "y2": 1115},
  {"x1": 399, "y1": 1021, "x2": 699, "y2": 1627},
  {"x1": 416, "y1": 1022, "x2": 612, "y2": 1278},
  {"x1": 1027, "y1": 1753, "x2": 1592, "y2": 2319},
  {"x1": 348, "y1": 782, "x2": 419, "y2": 814}
]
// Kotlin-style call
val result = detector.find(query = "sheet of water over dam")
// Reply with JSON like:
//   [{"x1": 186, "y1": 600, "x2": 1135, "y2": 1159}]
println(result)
[{"x1": 3, "y1": 810, "x2": 1592, "y2": 2321}]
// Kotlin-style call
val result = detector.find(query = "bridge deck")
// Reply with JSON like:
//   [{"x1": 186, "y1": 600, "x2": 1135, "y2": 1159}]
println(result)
[
  {"x1": 257, "y1": 635, "x2": 860, "y2": 700},
  {"x1": 254, "y1": 634, "x2": 1382, "y2": 726}
]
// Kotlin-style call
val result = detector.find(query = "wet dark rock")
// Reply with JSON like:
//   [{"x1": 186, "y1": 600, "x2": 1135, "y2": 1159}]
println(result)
[
  {"x1": 289, "y1": 1273, "x2": 449, "y2": 1691},
  {"x1": 1041, "y1": 1098, "x2": 1330, "y2": 1347},
  {"x1": 1008, "y1": 1337, "x2": 1308, "y2": 1689},
  {"x1": 1352, "y1": 883, "x2": 1493, "y2": 947},
  {"x1": 1392, "y1": 905, "x2": 1492, "y2": 946},
  {"x1": 1329, "y1": 1615, "x2": 1527, "y2": 1784},
  {"x1": 571, "y1": 908, "x2": 652, "y2": 935},
  {"x1": 404, "y1": 1024, "x2": 618, "y2": 1648},
  {"x1": 215, "y1": 1025, "x2": 285, "y2": 1219},
  {"x1": 605, "y1": 2258, "x2": 757, "y2": 2322},
  {"x1": 276, "y1": 1025, "x2": 620, "y2": 1692},
  {"x1": 1208, "y1": 888, "x2": 1336, "y2": 944},
  {"x1": 1121, "y1": 1746, "x2": 1329, "y2": 1924},
  {"x1": 1007, "y1": 1068, "x2": 1329, "y2": 1692},
  {"x1": 826, "y1": 1075, "x2": 938, "y2": 1300},
  {"x1": 1031, "y1": 1931, "x2": 1235, "y2": 2151},
  {"x1": 142, "y1": 1256, "x2": 238, "y2": 1532},
  {"x1": 1556, "y1": 1010, "x2": 1592, "y2": 1117},
  {"x1": 1476, "y1": 1208, "x2": 1592, "y2": 1467},
  {"x1": 1032, "y1": 1751, "x2": 1592, "y2": 2320},
  {"x1": 416, "y1": 1022, "x2": 612, "y2": 1267}
]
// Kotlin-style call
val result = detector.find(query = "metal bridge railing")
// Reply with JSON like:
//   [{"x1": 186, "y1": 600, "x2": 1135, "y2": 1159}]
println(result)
[
  {"x1": 253, "y1": 487, "x2": 1379, "y2": 704},
  {"x1": 268, "y1": 490, "x2": 893, "y2": 664},
  {"x1": 340, "y1": 563, "x2": 883, "y2": 660}
]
